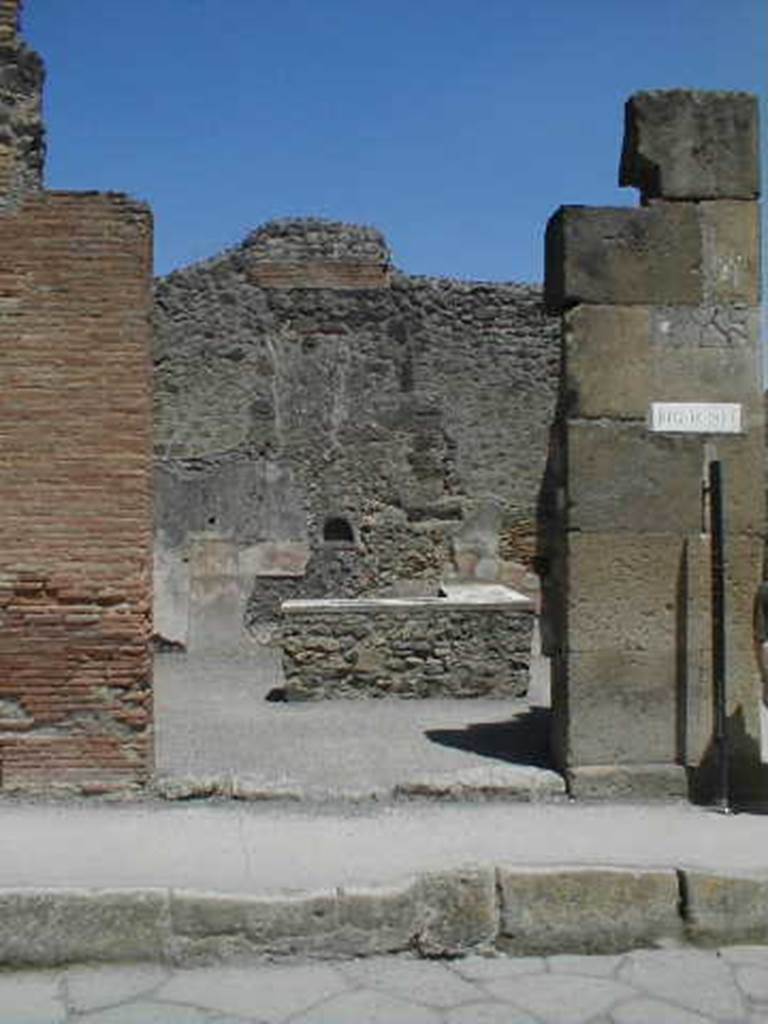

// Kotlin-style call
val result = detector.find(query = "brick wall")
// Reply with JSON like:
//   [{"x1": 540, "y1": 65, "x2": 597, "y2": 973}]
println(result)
[{"x1": 0, "y1": 191, "x2": 154, "y2": 791}]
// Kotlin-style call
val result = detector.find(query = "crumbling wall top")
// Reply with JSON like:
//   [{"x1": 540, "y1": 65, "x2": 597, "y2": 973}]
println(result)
[{"x1": 0, "y1": 0, "x2": 21, "y2": 44}]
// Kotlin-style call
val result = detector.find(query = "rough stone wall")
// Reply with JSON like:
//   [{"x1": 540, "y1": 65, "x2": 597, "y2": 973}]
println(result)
[
  {"x1": 0, "y1": 8, "x2": 154, "y2": 790},
  {"x1": 281, "y1": 600, "x2": 534, "y2": 699},
  {"x1": 544, "y1": 90, "x2": 764, "y2": 801},
  {"x1": 0, "y1": 0, "x2": 43, "y2": 211},
  {"x1": 153, "y1": 219, "x2": 558, "y2": 647}
]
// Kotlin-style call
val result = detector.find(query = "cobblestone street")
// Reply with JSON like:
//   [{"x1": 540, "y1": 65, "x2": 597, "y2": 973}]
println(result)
[{"x1": 4, "y1": 945, "x2": 768, "y2": 1023}]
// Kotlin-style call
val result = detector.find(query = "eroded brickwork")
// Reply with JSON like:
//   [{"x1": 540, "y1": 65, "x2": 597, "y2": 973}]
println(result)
[{"x1": 0, "y1": 11, "x2": 154, "y2": 793}]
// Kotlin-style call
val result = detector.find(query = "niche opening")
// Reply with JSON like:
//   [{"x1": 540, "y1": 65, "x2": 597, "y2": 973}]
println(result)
[{"x1": 322, "y1": 516, "x2": 355, "y2": 545}]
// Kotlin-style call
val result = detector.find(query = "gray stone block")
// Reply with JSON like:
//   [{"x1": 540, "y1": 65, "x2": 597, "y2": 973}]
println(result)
[
  {"x1": 562, "y1": 649, "x2": 678, "y2": 765},
  {"x1": 620, "y1": 90, "x2": 759, "y2": 200},
  {"x1": 566, "y1": 764, "x2": 688, "y2": 800},
  {"x1": 699, "y1": 200, "x2": 760, "y2": 305},
  {"x1": 564, "y1": 304, "x2": 762, "y2": 421},
  {"x1": 545, "y1": 204, "x2": 702, "y2": 311},
  {"x1": 566, "y1": 422, "x2": 703, "y2": 534},
  {"x1": 683, "y1": 871, "x2": 768, "y2": 945},
  {"x1": 566, "y1": 532, "x2": 684, "y2": 652},
  {"x1": 0, "y1": 889, "x2": 170, "y2": 966},
  {"x1": 497, "y1": 868, "x2": 682, "y2": 954}
]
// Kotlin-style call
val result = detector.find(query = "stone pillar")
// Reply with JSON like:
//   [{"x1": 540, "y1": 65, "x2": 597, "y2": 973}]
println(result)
[{"x1": 544, "y1": 91, "x2": 763, "y2": 801}]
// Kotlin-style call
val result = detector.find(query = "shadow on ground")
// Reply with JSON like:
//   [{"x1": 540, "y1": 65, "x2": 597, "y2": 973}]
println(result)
[{"x1": 425, "y1": 708, "x2": 552, "y2": 768}]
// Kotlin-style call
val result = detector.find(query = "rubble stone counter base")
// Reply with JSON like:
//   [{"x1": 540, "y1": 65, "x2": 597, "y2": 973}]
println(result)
[{"x1": 280, "y1": 595, "x2": 534, "y2": 699}]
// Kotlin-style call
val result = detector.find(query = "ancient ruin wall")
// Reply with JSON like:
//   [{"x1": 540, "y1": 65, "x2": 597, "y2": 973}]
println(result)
[
  {"x1": 0, "y1": 4, "x2": 154, "y2": 790},
  {"x1": 281, "y1": 599, "x2": 534, "y2": 700},
  {"x1": 0, "y1": 0, "x2": 43, "y2": 210},
  {"x1": 152, "y1": 219, "x2": 558, "y2": 647}
]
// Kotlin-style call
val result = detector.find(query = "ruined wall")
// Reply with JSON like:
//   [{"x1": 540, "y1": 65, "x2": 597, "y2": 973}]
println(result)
[
  {"x1": 0, "y1": 3, "x2": 154, "y2": 790},
  {"x1": 281, "y1": 598, "x2": 534, "y2": 700},
  {"x1": 153, "y1": 219, "x2": 558, "y2": 648},
  {"x1": 0, "y1": 0, "x2": 43, "y2": 211}
]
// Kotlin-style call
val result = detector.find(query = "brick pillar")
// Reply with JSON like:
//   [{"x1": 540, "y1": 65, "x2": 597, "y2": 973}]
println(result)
[
  {"x1": 0, "y1": 0, "x2": 44, "y2": 210},
  {"x1": 544, "y1": 91, "x2": 764, "y2": 801},
  {"x1": 0, "y1": 7, "x2": 154, "y2": 792}
]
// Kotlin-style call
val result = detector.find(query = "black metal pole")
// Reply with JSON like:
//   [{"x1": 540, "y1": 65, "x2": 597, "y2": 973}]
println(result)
[{"x1": 709, "y1": 459, "x2": 730, "y2": 812}]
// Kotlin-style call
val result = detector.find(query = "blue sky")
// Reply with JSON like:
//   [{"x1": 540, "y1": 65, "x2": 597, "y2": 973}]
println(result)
[{"x1": 24, "y1": 0, "x2": 766, "y2": 284}]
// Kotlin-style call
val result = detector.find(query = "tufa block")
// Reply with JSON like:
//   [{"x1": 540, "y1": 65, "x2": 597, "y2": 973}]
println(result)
[{"x1": 620, "y1": 90, "x2": 760, "y2": 201}]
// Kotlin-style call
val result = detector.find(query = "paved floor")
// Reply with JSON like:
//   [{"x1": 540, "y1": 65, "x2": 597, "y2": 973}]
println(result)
[
  {"x1": 153, "y1": 652, "x2": 562, "y2": 800},
  {"x1": 4, "y1": 946, "x2": 768, "y2": 1023}
]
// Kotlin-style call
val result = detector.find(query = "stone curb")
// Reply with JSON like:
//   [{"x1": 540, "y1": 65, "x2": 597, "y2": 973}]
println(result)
[
  {"x1": 151, "y1": 770, "x2": 567, "y2": 803},
  {"x1": 2, "y1": 867, "x2": 768, "y2": 967}
]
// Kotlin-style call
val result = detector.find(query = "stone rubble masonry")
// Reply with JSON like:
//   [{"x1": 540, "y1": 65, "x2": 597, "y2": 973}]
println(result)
[
  {"x1": 153, "y1": 219, "x2": 558, "y2": 646},
  {"x1": 246, "y1": 219, "x2": 391, "y2": 289},
  {"x1": 0, "y1": 0, "x2": 44, "y2": 212},
  {"x1": 4, "y1": 867, "x2": 768, "y2": 966},
  {"x1": 280, "y1": 597, "x2": 534, "y2": 699},
  {"x1": 0, "y1": 6, "x2": 154, "y2": 791},
  {"x1": 544, "y1": 89, "x2": 764, "y2": 801}
]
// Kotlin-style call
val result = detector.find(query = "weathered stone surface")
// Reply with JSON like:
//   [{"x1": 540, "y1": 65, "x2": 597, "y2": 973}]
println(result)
[
  {"x1": 545, "y1": 204, "x2": 702, "y2": 311},
  {"x1": 281, "y1": 600, "x2": 534, "y2": 699},
  {"x1": 0, "y1": 890, "x2": 169, "y2": 966},
  {"x1": 683, "y1": 871, "x2": 768, "y2": 945},
  {"x1": 562, "y1": 649, "x2": 678, "y2": 765},
  {"x1": 169, "y1": 868, "x2": 497, "y2": 962},
  {"x1": 620, "y1": 90, "x2": 759, "y2": 200},
  {"x1": 566, "y1": 532, "x2": 683, "y2": 653},
  {"x1": 566, "y1": 422, "x2": 703, "y2": 534},
  {"x1": 497, "y1": 868, "x2": 682, "y2": 954},
  {"x1": 566, "y1": 764, "x2": 688, "y2": 800},
  {"x1": 699, "y1": 200, "x2": 760, "y2": 305},
  {"x1": 564, "y1": 304, "x2": 762, "y2": 421}
]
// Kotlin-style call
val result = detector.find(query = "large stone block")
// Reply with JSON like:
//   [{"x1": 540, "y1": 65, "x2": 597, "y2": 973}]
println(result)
[
  {"x1": 699, "y1": 201, "x2": 760, "y2": 305},
  {"x1": 619, "y1": 90, "x2": 759, "y2": 200},
  {"x1": 567, "y1": 764, "x2": 688, "y2": 799},
  {"x1": 567, "y1": 422, "x2": 703, "y2": 534},
  {"x1": 0, "y1": 889, "x2": 169, "y2": 966},
  {"x1": 545, "y1": 204, "x2": 702, "y2": 311},
  {"x1": 497, "y1": 868, "x2": 681, "y2": 954},
  {"x1": 567, "y1": 532, "x2": 684, "y2": 652},
  {"x1": 564, "y1": 305, "x2": 762, "y2": 421},
  {"x1": 683, "y1": 871, "x2": 768, "y2": 945},
  {"x1": 562, "y1": 649, "x2": 678, "y2": 764}
]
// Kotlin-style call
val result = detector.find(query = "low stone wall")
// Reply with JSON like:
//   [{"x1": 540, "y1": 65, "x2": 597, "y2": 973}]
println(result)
[{"x1": 280, "y1": 597, "x2": 534, "y2": 699}]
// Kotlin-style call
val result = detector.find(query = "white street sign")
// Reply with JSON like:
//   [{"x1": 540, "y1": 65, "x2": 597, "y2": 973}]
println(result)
[{"x1": 648, "y1": 402, "x2": 743, "y2": 435}]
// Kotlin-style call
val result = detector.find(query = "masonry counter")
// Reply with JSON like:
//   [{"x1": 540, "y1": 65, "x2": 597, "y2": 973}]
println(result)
[{"x1": 280, "y1": 592, "x2": 535, "y2": 700}]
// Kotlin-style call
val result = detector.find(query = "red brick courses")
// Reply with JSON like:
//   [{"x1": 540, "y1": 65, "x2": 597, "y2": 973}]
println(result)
[{"x1": 0, "y1": 191, "x2": 154, "y2": 789}]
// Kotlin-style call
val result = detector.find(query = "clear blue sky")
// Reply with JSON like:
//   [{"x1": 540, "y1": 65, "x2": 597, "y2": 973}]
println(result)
[{"x1": 25, "y1": 0, "x2": 766, "y2": 284}]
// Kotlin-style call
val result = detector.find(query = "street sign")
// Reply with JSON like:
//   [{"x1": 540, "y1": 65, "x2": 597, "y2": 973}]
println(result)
[{"x1": 648, "y1": 402, "x2": 742, "y2": 435}]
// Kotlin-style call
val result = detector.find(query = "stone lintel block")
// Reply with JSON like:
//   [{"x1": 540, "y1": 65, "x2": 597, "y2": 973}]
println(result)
[
  {"x1": 567, "y1": 532, "x2": 684, "y2": 651},
  {"x1": 0, "y1": 889, "x2": 169, "y2": 966},
  {"x1": 497, "y1": 867, "x2": 681, "y2": 955},
  {"x1": 567, "y1": 422, "x2": 703, "y2": 534},
  {"x1": 544, "y1": 204, "x2": 702, "y2": 311},
  {"x1": 567, "y1": 764, "x2": 688, "y2": 800},
  {"x1": 699, "y1": 201, "x2": 760, "y2": 305},
  {"x1": 561, "y1": 649, "x2": 678, "y2": 765},
  {"x1": 620, "y1": 90, "x2": 759, "y2": 201},
  {"x1": 564, "y1": 305, "x2": 762, "y2": 421},
  {"x1": 683, "y1": 871, "x2": 768, "y2": 945}
]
